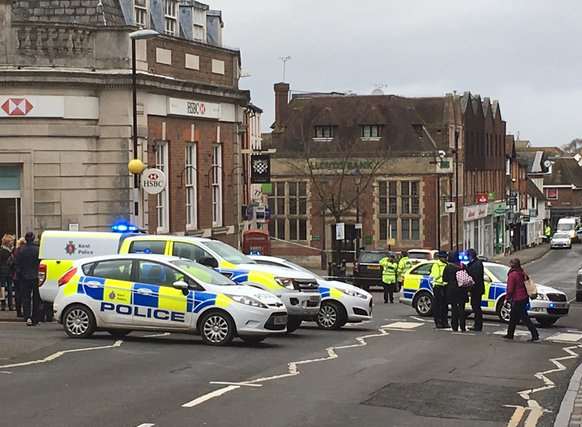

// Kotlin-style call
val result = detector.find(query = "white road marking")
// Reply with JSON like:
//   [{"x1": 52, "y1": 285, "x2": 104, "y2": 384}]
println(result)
[
  {"x1": 0, "y1": 340, "x2": 123, "y2": 369},
  {"x1": 136, "y1": 424, "x2": 155, "y2": 427},
  {"x1": 0, "y1": 371, "x2": 12, "y2": 375},
  {"x1": 546, "y1": 333, "x2": 582, "y2": 343},
  {"x1": 182, "y1": 385, "x2": 240, "y2": 408},
  {"x1": 182, "y1": 326, "x2": 395, "y2": 409},
  {"x1": 209, "y1": 381, "x2": 263, "y2": 388},
  {"x1": 382, "y1": 321, "x2": 424, "y2": 329},
  {"x1": 410, "y1": 316, "x2": 432, "y2": 323},
  {"x1": 494, "y1": 330, "x2": 530, "y2": 337},
  {"x1": 143, "y1": 332, "x2": 171, "y2": 338}
]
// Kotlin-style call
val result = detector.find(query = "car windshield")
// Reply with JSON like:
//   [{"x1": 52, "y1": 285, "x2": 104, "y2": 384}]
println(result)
[
  {"x1": 554, "y1": 232, "x2": 570, "y2": 239},
  {"x1": 170, "y1": 259, "x2": 236, "y2": 286},
  {"x1": 408, "y1": 252, "x2": 431, "y2": 260},
  {"x1": 558, "y1": 223, "x2": 575, "y2": 231},
  {"x1": 202, "y1": 241, "x2": 255, "y2": 265},
  {"x1": 486, "y1": 264, "x2": 510, "y2": 282},
  {"x1": 359, "y1": 252, "x2": 390, "y2": 263}
]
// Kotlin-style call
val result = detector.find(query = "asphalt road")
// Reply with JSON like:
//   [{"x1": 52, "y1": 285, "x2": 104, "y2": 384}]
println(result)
[{"x1": 1, "y1": 247, "x2": 582, "y2": 427}]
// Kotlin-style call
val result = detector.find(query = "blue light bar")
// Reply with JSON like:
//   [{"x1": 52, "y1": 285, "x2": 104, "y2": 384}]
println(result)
[{"x1": 111, "y1": 221, "x2": 139, "y2": 233}]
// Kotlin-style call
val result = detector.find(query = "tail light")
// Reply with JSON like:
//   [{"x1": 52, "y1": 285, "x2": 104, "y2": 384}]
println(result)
[
  {"x1": 58, "y1": 268, "x2": 78, "y2": 286},
  {"x1": 38, "y1": 264, "x2": 47, "y2": 286}
]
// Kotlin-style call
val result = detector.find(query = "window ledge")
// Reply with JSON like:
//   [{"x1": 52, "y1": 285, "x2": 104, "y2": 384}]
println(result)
[
  {"x1": 361, "y1": 137, "x2": 382, "y2": 142},
  {"x1": 312, "y1": 138, "x2": 334, "y2": 142}
]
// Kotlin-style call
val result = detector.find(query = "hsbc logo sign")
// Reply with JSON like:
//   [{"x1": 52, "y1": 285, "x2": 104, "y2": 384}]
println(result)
[
  {"x1": 1, "y1": 98, "x2": 34, "y2": 116},
  {"x1": 168, "y1": 97, "x2": 221, "y2": 119}
]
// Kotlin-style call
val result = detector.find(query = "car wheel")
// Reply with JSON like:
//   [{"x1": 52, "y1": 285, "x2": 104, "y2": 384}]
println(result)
[
  {"x1": 413, "y1": 292, "x2": 433, "y2": 317},
  {"x1": 286, "y1": 318, "x2": 302, "y2": 333},
  {"x1": 496, "y1": 299, "x2": 511, "y2": 323},
  {"x1": 537, "y1": 318, "x2": 558, "y2": 327},
  {"x1": 199, "y1": 311, "x2": 235, "y2": 346},
  {"x1": 63, "y1": 305, "x2": 96, "y2": 338},
  {"x1": 316, "y1": 301, "x2": 347, "y2": 330},
  {"x1": 240, "y1": 335, "x2": 267, "y2": 345},
  {"x1": 107, "y1": 329, "x2": 131, "y2": 339}
]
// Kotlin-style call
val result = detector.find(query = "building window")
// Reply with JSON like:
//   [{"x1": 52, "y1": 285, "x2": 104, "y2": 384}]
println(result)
[
  {"x1": 211, "y1": 144, "x2": 223, "y2": 227},
  {"x1": 211, "y1": 59, "x2": 225, "y2": 75},
  {"x1": 134, "y1": 0, "x2": 148, "y2": 27},
  {"x1": 164, "y1": 0, "x2": 178, "y2": 35},
  {"x1": 268, "y1": 181, "x2": 308, "y2": 241},
  {"x1": 185, "y1": 143, "x2": 197, "y2": 230},
  {"x1": 545, "y1": 188, "x2": 559, "y2": 200},
  {"x1": 155, "y1": 142, "x2": 169, "y2": 233},
  {"x1": 314, "y1": 126, "x2": 335, "y2": 139},
  {"x1": 378, "y1": 180, "x2": 421, "y2": 243},
  {"x1": 361, "y1": 125, "x2": 383, "y2": 138}
]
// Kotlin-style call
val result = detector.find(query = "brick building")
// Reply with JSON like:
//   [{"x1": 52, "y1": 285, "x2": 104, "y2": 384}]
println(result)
[{"x1": 0, "y1": 0, "x2": 250, "y2": 245}]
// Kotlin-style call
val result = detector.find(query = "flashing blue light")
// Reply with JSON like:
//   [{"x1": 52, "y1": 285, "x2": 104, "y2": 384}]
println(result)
[
  {"x1": 111, "y1": 221, "x2": 139, "y2": 233},
  {"x1": 549, "y1": 303, "x2": 555, "y2": 309}
]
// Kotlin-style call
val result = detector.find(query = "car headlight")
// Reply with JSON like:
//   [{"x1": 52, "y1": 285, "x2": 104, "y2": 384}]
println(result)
[
  {"x1": 276, "y1": 278, "x2": 295, "y2": 290},
  {"x1": 537, "y1": 293, "x2": 549, "y2": 301},
  {"x1": 340, "y1": 288, "x2": 369, "y2": 299},
  {"x1": 226, "y1": 294, "x2": 268, "y2": 309}
]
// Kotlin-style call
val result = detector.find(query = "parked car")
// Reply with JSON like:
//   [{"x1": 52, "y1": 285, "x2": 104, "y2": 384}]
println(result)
[
  {"x1": 353, "y1": 250, "x2": 397, "y2": 290},
  {"x1": 551, "y1": 232, "x2": 572, "y2": 249},
  {"x1": 401, "y1": 261, "x2": 569, "y2": 327}
]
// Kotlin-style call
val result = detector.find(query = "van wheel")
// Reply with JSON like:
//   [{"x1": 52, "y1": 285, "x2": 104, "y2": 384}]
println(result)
[
  {"x1": 200, "y1": 311, "x2": 235, "y2": 346},
  {"x1": 286, "y1": 318, "x2": 302, "y2": 333},
  {"x1": 496, "y1": 299, "x2": 511, "y2": 323},
  {"x1": 63, "y1": 305, "x2": 96, "y2": 338},
  {"x1": 107, "y1": 330, "x2": 131, "y2": 339},
  {"x1": 317, "y1": 301, "x2": 347, "y2": 330},
  {"x1": 413, "y1": 292, "x2": 433, "y2": 317}
]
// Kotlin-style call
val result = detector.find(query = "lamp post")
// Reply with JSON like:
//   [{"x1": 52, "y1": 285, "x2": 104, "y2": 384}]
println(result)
[
  {"x1": 354, "y1": 169, "x2": 362, "y2": 260},
  {"x1": 128, "y1": 29, "x2": 160, "y2": 221}
]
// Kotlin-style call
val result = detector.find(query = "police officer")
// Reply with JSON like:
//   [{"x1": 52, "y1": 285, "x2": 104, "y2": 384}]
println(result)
[
  {"x1": 466, "y1": 248, "x2": 485, "y2": 331},
  {"x1": 430, "y1": 250, "x2": 449, "y2": 328},
  {"x1": 15, "y1": 232, "x2": 40, "y2": 326},
  {"x1": 397, "y1": 251, "x2": 412, "y2": 292},
  {"x1": 379, "y1": 254, "x2": 398, "y2": 304},
  {"x1": 544, "y1": 224, "x2": 552, "y2": 242}
]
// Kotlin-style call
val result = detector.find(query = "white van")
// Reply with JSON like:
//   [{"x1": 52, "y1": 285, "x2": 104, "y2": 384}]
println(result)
[{"x1": 556, "y1": 217, "x2": 579, "y2": 242}]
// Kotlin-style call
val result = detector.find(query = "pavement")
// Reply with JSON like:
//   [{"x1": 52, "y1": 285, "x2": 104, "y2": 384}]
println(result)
[
  {"x1": 491, "y1": 243, "x2": 551, "y2": 266},
  {"x1": 0, "y1": 244, "x2": 581, "y2": 426}
]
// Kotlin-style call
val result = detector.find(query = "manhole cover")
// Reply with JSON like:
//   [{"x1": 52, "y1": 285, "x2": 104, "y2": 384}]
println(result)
[{"x1": 363, "y1": 379, "x2": 515, "y2": 421}]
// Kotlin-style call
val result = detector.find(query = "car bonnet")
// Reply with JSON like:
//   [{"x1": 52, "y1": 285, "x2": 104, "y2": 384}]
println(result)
[{"x1": 236, "y1": 263, "x2": 316, "y2": 280}]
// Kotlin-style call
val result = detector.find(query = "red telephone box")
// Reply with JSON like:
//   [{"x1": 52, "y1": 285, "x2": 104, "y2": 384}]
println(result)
[{"x1": 242, "y1": 229, "x2": 271, "y2": 256}]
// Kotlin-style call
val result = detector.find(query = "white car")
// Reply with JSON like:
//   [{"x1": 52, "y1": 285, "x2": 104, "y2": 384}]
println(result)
[
  {"x1": 249, "y1": 255, "x2": 373, "y2": 329},
  {"x1": 551, "y1": 232, "x2": 572, "y2": 249},
  {"x1": 53, "y1": 254, "x2": 288, "y2": 346}
]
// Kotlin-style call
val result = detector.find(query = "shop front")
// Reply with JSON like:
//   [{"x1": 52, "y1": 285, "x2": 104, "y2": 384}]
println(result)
[
  {"x1": 463, "y1": 203, "x2": 489, "y2": 257},
  {"x1": 488, "y1": 201, "x2": 507, "y2": 255},
  {"x1": 0, "y1": 165, "x2": 21, "y2": 238}
]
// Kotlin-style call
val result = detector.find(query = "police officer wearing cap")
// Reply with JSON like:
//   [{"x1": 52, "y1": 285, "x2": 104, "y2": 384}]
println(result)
[{"x1": 430, "y1": 250, "x2": 450, "y2": 328}]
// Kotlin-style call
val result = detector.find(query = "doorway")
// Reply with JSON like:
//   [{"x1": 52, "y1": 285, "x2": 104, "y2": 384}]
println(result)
[{"x1": 0, "y1": 197, "x2": 21, "y2": 237}]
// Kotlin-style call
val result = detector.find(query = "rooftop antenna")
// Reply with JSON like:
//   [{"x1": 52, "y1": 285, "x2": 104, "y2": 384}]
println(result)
[{"x1": 279, "y1": 56, "x2": 292, "y2": 82}]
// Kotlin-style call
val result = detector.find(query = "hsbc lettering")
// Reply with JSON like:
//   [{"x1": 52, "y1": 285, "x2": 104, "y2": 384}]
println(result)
[{"x1": 186, "y1": 102, "x2": 206, "y2": 116}]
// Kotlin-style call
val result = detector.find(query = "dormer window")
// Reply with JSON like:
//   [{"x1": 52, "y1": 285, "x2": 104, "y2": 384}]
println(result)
[
  {"x1": 314, "y1": 125, "x2": 335, "y2": 139},
  {"x1": 134, "y1": 0, "x2": 148, "y2": 28},
  {"x1": 165, "y1": 0, "x2": 179, "y2": 36},
  {"x1": 361, "y1": 125, "x2": 383, "y2": 139}
]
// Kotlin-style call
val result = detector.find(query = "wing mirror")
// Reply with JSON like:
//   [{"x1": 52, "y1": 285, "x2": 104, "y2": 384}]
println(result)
[
  {"x1": 172, "y1": 280, "x2": 189, "y2": 290},
  {"x1": 198, "y1": 257, "x2": 219, "y2": 269}
]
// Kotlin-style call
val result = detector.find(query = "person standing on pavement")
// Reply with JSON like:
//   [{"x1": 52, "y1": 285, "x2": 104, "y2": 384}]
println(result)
[
  {"x1": 10, "y1": 237, "x2": 26, "y2": 318},
  {"x1": 503, "y1": 258, "x2": 539, "y2": 342},
  {"x1": 15, "y1": 232, "x2": 41, "y2": 326},
  {"x1": 0, "y1": 234, "x2": 14, "y2": 311},
  {"x1": 430, "y1": 251, "x2": 449, "y2": 328},
  {"x1": 444, "y1": 251, "x2": 467, "y2": 332},
  {"x1": 397, "y1": 251, "x2": 412, "y2": 292},
  {"x1": 466, "y1": 249, "x2": 485, "y2": 332},
  {"x1": 379, "y1": 253, "x2": 398, "y2": 304}
]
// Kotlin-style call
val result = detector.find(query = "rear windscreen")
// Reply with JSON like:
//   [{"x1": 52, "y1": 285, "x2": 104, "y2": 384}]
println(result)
[{"x1": 409, "y1": 252, "x2": 431, "y2": 260}]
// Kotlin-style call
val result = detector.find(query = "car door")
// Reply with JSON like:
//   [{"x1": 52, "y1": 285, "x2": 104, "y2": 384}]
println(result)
[
  {"x1": 133, "y1": 260, "x2": 190, "y2": 330},
  {"x1": 83, "y1": 259, "x2": 134, "y2": 326}
]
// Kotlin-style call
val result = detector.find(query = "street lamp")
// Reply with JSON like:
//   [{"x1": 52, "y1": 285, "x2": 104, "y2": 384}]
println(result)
[{"x1": 128, "y1": 29, "x2": 160, "y2": 219}]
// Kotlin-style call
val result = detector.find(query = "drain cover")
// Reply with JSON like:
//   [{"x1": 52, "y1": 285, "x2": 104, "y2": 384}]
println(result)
[{"x1": 363, "y1": 379, "x2": 514, "y2": 421}]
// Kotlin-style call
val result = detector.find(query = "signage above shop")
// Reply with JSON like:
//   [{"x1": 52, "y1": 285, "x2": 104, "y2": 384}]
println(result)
[
  {"x1": 464, "y1": 204, "x2": 489, "y2": 222},
  {"x1": 142, "y1": 168, "x2": 167, "y2": 195},
  {"x1": 436, "y1": 158, "x2": 453, "y2": 174},
  {"x1": 476, "y1": 193, "x2": 489, "y2": 204},
  {"x1": 444, "y1": 201, "x2": 456, "y2": 213},
  {"x1": 168, "y1": 98, "x2": 221, "y2": 119},
  {"x1": 0, "y1": 95, "x2": 97, "y2": 119},
  {"x1": 251, "y1": 155, "x2": 271, "y2": 184}
]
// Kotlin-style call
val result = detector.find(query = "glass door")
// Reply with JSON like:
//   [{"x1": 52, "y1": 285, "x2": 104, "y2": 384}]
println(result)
[{"x1": 0, "y1": 197, "x2": 20, "y2": 238}]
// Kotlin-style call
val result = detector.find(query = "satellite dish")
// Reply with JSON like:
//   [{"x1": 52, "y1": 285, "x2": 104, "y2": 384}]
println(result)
[
  {"x1": 544, "y1": 160, "x2": 552, "y2": 168},
  {"x1": 371, "y1": 88, "x2": 384, "y2": 95}
]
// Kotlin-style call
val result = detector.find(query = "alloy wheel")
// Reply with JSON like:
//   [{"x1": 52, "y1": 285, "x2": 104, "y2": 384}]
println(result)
[
  {"x1": 317, "y1": 304, "x2": 338, "y2": 329},
  {"x1": 65, "y1": 308, "x2": 90, "y2": 336},
  {"x1": 203, "y1": 315, "x2": 229, "y2": 344},
  {"x1": 417, "y1": 295, "x2": 432, "y2": 315}
]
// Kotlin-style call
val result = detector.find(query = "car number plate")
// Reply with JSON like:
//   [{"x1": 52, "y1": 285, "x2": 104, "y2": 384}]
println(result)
[
  {"x1": 367, "y1": 265, "x2": 381, "y2": 270},
  {"x1": 274, "y1": 315, "x2": 288, "y2": 326}
]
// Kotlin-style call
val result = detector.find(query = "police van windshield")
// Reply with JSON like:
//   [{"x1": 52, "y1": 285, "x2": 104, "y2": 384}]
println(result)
[
  {"x1": 557, "y1": 223, "x2": 575, "y2": 232},
  {"x1": 202, "y1": 241, "x2": 255, "y2": 265},
  {"x1": 170, "y1": 259, "x2": 236, "y2": 286}
]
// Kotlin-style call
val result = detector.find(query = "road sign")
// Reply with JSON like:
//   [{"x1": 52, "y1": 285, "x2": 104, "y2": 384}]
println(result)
[
  {"x1": 444, "y1": 201, "x2": 456, "y2": 213},
  {"x1": 142, "y1": 168, "x2": 167, "y2": 195},
  {"x1": 335, "y1": 223, "x2": 345, "y2": 240}
]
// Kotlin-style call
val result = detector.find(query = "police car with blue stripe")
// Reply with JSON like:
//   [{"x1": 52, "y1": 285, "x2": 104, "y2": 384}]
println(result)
[{"x1": 53, "y1": 254, "x2": 288, "y2": 346}]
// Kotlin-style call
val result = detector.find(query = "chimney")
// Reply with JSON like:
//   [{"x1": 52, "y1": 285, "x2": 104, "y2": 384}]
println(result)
[{"x1": 274, "y1": 82, "x2": 290, "y2": 128}]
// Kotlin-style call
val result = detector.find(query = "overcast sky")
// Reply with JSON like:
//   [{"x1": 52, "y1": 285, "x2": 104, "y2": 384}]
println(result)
[{"x1": 211, "y1": 0, "x2": 581, "y2": 146}]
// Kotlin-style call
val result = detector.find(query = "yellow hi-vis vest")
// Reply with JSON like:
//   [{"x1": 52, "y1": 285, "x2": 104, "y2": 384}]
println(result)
[
  {"x1": 430, "y1": 260, "x2": 448, "y2": 286},
  {"x1": 379, "y1": 258, "x2": 397, "y2": 284}
]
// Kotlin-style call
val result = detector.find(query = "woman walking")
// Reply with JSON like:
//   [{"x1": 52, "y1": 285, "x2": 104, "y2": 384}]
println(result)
[
  {"x1": 444, "y1": 251, "x2": 468, "y2": 332},
  {"x1": 0, "y1": 234, "x2": 15, "y2": 311},
  {"x1": 504, "y1": 258, "x2": 539, "y2": 342}
]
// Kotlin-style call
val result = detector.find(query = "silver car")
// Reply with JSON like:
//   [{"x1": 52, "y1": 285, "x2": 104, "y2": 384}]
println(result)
[{"x1": 551, "y1": 232, "x2": 572, "y2": 249}]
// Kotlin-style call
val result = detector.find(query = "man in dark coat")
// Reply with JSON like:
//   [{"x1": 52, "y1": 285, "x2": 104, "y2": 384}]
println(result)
[
  {"x1": 15, "y1": 232, "x2": 41, "y2": 326},
  {"x1": 466, "y1": 249, "x2": 484, "y2": 332}
]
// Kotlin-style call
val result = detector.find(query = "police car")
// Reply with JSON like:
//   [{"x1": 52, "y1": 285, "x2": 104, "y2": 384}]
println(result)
[
  {"x1": 249, "y1": 255, "x2": 373, "y2": 329},
  {"x1": 53, "y1": 254, "x2": 288, "y2": 346},
  {"x1": 401, "y1": 261, "x2": 569, "y2": 327}
]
